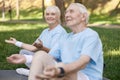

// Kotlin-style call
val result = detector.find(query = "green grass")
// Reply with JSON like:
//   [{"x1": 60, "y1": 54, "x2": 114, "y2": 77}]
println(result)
[
  {"x1": 92, "y1": 27, "x2": 120, "y2": 80},
  {"x1": 0, "y1": 22, "x2": 47, "y2": 69},
  {"x1": 0, "y1": 22, "x2": 120, "y2": 80}
]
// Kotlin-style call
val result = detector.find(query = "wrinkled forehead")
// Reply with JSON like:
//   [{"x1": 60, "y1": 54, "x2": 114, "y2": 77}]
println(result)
[{"x1": 66, "y1": 4, "x2": 79, "y2": 12}]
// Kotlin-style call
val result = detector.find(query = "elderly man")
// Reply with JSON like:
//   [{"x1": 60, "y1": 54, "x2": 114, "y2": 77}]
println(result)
[
  {"x1": 29, "y1": 3, "x2": 103, "y2": 80},
  {"x1": 5, "y1": 6, "x2": 66, "y2": 76}
]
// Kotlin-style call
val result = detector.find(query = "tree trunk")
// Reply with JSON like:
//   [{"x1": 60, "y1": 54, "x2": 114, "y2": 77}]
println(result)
[
  {"x1": 109, "y1": 1, "x2": 120, "y2": 16},
  {"x1": 16, "y1": 0, "x2": 20, "y2": 20},
  {"x1": 2, "y1": 0, "x2": 5, "y2": 20},
  {"x1": 8, "y1": 0, "x2": 12, "y2": 20},
  {"x1": 74, "y1": 0, "x2": 83, "y2": 3},
  {"x1": 42, "y1": 0, "x2": 45, "y2": 19},
  {"x1": 55, "y1": 0, "x2": 65, "y2": 24}
]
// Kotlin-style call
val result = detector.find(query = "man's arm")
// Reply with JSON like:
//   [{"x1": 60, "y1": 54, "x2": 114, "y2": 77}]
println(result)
[
  {"x1": 36, "y1": 55, "x2": 90, "y2": 79},
  {"x1": 63, "y1": 55, "x2": 90, "y2": 74}
]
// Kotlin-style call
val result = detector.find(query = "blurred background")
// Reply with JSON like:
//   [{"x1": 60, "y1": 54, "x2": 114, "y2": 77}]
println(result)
[
  {"x1": 0, "y1": 0, "x2": 120, "y2": 80},
  {"x1": 0, "y1": 0, "x2": 119, "y2": 25}
]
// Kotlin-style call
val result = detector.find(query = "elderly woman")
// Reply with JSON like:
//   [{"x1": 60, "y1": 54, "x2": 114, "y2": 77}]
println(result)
[
  {"x1": 29, "y1": 3, "x2": 103, "y2": 80},
  {"x1": 5, "y1": 6, "x2": 66, "y2": 76}
]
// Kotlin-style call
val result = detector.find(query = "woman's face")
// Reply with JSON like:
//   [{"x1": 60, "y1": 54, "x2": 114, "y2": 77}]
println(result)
[{"x1": 45, "y1": 9, "x2": 59, "y2": 25}]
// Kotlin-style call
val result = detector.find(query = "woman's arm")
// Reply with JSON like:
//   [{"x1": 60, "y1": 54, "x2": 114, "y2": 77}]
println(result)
[{"x1": 5, "y1": 37, "x2": 38, "y2": 51}]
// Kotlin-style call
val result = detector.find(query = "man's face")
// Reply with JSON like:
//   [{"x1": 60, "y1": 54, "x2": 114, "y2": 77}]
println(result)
[
  {"x1": 45, "y1": 9, "x2": 59, "y2": 25},
  {"x1": 65, "y1": 4, "x2": 84, "y2": 27}
]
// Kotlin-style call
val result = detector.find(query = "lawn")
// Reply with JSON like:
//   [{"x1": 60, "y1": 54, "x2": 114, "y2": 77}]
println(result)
[{"x1": 0, "y1": 22, "x2": 120, "y2": 80}]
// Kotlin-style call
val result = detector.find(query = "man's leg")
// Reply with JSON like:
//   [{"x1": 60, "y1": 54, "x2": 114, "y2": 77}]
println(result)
[
  {"x1": 28, "y1": 51, "x2": 55, "y2": 80},
  {"x1": 77, "y1": 72, "x2": 89, "y2": 80},
  {"x1": 62, "y1": 71, "x2": 89, "y2": 80}
]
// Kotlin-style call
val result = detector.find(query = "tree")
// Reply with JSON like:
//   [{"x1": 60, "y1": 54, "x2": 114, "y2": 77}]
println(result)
[
  {"x1": 2, "y1": 0, "x2": 5, "y2": 20},
  {"x1": 75, "y1": 0, "x2": 83, "y2": 3},
  {"x1": 55, "y1": 0, "x2": 65, "y2": 24},
  {"x1": 109, "y1": 1, "x2": 120, "y2": 16},
  {"x1": 42, "y1": 0, "x2": 45, "y2": 19},
  {"x1": 8, "y1": 0, "x2": 12, "y2": 20},
  {"x1": 16, "y1": 0, "x2": 20, "y2": 19}
]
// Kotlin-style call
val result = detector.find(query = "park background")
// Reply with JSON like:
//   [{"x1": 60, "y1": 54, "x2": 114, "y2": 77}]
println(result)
[{"x1": 0, "y1": 0, "x2": 120, "y2": 80}]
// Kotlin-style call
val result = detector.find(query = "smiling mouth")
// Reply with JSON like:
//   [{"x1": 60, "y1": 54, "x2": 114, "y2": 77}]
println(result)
[{"x1": 66, "y1": 20, "x2": 72, "y2": 23}]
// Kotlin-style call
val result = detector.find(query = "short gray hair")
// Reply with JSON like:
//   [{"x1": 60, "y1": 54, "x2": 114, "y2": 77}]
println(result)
[{"x1": 70, "y1": 3, "x2": 89, "y2": 24}]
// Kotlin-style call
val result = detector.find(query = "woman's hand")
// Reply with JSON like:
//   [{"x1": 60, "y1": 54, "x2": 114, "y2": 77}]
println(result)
[
  {"x1": 33, "y1": 39, "x2": 43, "y2": 49},
  {"x1": 6, "y1": 54, "x2": 26, "y2": 64},
  {"x1": 5, "y1": 37, "x2": 17, "y2": 45}
]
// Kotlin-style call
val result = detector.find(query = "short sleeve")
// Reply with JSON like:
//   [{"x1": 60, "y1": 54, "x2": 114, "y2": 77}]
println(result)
[
  {"x1": 81, "y1": 34, "x2": 102, "y2": 64},
  {"x1": 34, "y1": 29, "x2": 47, "y2": 43}
]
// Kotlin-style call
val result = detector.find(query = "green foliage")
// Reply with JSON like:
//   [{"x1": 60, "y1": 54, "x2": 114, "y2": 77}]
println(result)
[
  {"x1": 0, "y1": 23, "x2": 120, "y2": 80},
  {"x1": 89, "y1": 14, "x2": 120, "y2": 25},
  {"x1": 0, "y1": 8, "x2": 120, "y2": 25},
  {"x1": 0, "y1": 8, "x2": 43, "y2": 20}
]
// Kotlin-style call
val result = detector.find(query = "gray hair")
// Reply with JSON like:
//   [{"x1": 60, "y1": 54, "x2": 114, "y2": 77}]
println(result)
[{"x1": 70, "y1": 3, "x2": 89, "y2": 24}]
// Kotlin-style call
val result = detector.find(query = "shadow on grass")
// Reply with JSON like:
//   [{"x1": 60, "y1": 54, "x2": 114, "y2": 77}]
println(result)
[{"x1": 91, "y1": 27, "x2": 120, "y2": 80}]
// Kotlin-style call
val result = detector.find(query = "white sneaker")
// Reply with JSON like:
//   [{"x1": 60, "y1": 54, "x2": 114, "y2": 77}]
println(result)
[{"x1": 16, "y1": 68, "x2": 29, "y2": 76}]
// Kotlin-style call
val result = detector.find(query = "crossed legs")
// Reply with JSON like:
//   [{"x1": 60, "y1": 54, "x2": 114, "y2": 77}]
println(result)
[
  {"x1": 28, "y1": 51, "x2": 89, "y2": 80},
  {"x1": 28, "y1": 51, "x2": 55, "y2": 80},
  {"x1": 19, "y1": 49, "x2": 34, "y2": 68}
]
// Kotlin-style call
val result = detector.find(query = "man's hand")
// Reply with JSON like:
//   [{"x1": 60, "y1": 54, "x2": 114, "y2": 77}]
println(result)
[
  {"x1": 6, "y1": 54, "x2": 26, "y2": 64},
  {"x1": 5, "y1": 37, "x2": 17, "y2": 45},
  {"x1": 36, "y1": 63, "x2": 66, "y2": 79},
  {"x1": 36, "y1": 65, "x2": 60, "y2": 79}
]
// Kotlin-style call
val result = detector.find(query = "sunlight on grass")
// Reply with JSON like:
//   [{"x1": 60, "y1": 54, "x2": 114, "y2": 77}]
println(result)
[
  {"x1": 105, "y1": 47, "x2": 120, "y2": 59},
  {"x1": 107, "y1": 49, "x2": 120, "y2": 55},
  {"x1": 0, "y1": 24, "x2": 47, "y2": 32},
  {"x1": 91, "y1": 21, "x2": 111, "y2": 24},
  {"x1": 117, "y1": 19, "x2": 120, "y2": 23}
]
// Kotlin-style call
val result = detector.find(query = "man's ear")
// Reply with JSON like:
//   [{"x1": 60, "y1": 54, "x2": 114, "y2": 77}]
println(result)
[{"x1": 81, "y1": 13, "x2": 87, "y2": 21}]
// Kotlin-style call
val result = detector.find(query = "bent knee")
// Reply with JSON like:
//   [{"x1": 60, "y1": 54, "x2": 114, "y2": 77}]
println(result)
[
  {"x1": 34, "y1": 51, "x2": 53, "y2": 60},
  {"x1": 34, "y1": 51, "x2": 48, "y2": 57}
]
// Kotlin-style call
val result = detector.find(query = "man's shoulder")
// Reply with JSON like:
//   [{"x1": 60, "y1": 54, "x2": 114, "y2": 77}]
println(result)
[{"x1": 84, "y1": 28, "x2": 98, "y2": 37}]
